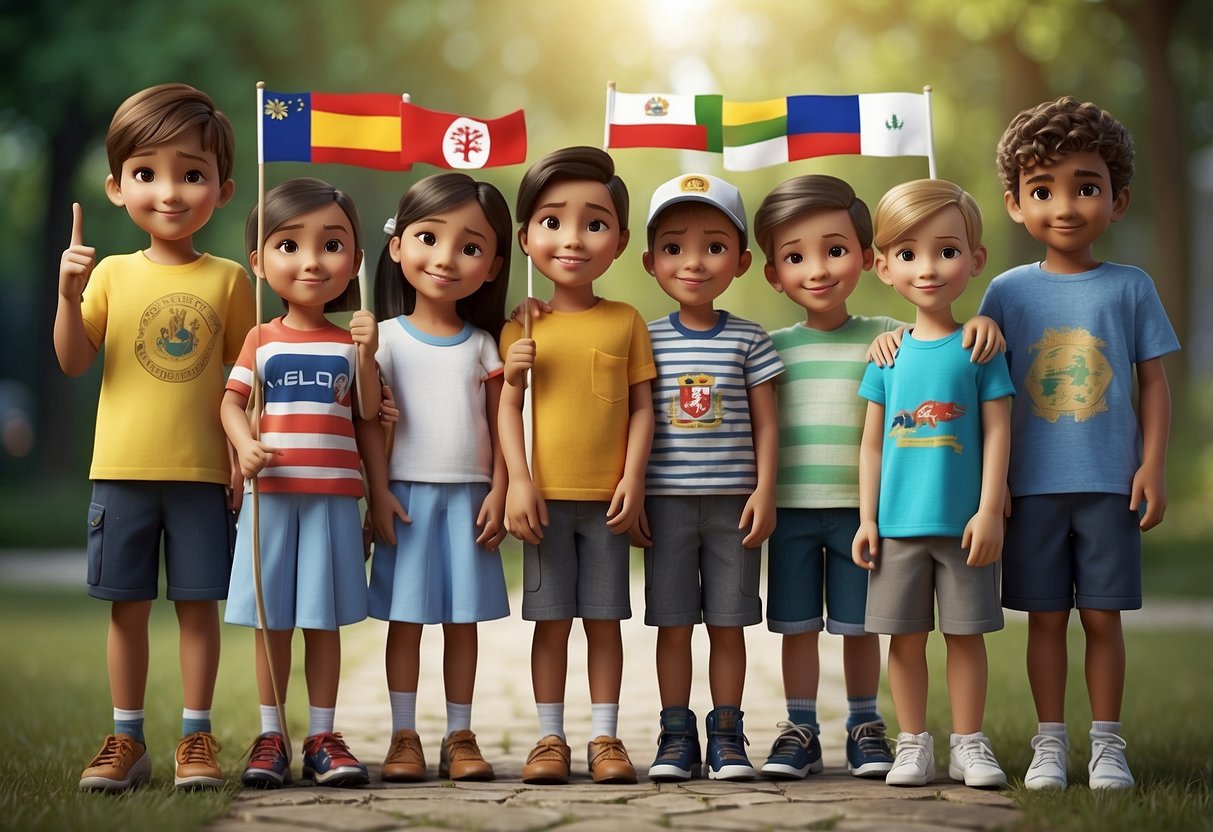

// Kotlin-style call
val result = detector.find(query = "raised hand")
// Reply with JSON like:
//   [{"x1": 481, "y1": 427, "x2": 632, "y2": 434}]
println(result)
[{"x1": 59, "y1": 203, "x2": 96, "y2": 300}]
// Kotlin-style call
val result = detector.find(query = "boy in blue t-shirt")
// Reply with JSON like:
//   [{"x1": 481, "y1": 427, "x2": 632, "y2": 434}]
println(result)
[
  {"x1": 852, "y1": 179, "x2": 1014, "y2": 789},
  {"x1": 638, "y1": 174, "x2": 784, "y2": 781},
  {"x1": 982, "y1": 97, "x2": 1179, "y2": 790}
]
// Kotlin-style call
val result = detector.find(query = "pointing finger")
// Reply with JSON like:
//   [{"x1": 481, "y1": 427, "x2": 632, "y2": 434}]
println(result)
[{"x1": 71, "y1": 202, "x2": 84, "y2": 247}]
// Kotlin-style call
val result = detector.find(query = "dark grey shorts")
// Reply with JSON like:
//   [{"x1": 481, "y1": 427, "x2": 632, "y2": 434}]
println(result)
[
  {"x1": 864, "y1": 536, "x2": 1003, "y2": 635},
  {"x1": 643, "y1": 494, "x2": 762, "y2": 628},
  {"x1": 1002, "y1": 493, "x2": 1142, "y2": 612},
  {"x1": 521, "y1": 500, "x2": 631, "y2": 621},
  {"x1": 85, "y1": 480, "x2": 235, "y2": 602}
]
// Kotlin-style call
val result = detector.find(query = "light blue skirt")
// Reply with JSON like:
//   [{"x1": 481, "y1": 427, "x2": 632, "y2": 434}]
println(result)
[
  {"x1": 369, "y1": 482, "x2": 510, "y2": 624},
  {"x1": 226, "y1": 492, "x2": 368, "y2": 630}
]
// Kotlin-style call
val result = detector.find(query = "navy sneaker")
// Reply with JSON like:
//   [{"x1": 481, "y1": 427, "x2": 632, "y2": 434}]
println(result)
[
  {"x1": 761, "y1": 721, "x2": 823, "y2": 779},
  {"x1": 705, "y1": 706, "x2": 756, "y2": 780},
  {"x1": 648, "y1": 707, "x2": 701, "y2": 781},
  {"x1": 847, "y1": 719, "x2": 895, "y2": 778},
  {"x1": 241, "y1": 731, "x2": 291, "y2": 789},
  {"x1": 302, "y1": 731, "x2": 369, "y2": 787}
]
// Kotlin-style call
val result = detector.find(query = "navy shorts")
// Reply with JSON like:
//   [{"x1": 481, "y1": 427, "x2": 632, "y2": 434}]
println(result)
[
  {"x1": 643, "y1": 494, "x2": 762, "y2": 628},
  {"x1": 766, "y1": 507, "x2": 869, "y2": 636},
  {"x1": 85, "y1": 480, "x2": 235, "y2": 602},
  {"x1": 521, "y1": 500, "x2": 631, "y2": 621},
  {"x1": 1002, "y1": 492, "x2": 1142, "y2": 612}
]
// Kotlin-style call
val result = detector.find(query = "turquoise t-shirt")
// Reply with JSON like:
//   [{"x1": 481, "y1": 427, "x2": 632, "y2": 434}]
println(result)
[{"x1": 858, "y1": 329, "x2": 1014, "y2": 537}]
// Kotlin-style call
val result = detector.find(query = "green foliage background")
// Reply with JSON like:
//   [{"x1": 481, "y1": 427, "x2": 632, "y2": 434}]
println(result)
[{"x1": 1, "y1": 0, "x2": 1210, "y2": 544}]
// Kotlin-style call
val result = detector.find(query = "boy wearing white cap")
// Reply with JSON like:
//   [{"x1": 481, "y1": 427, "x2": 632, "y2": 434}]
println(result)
[{"x1": 638, "y1": 173, "x2": 784, "y2": 781}]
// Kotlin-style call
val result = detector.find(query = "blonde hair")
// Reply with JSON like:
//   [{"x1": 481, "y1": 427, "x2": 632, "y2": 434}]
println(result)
[{"x1": 873, "y1": 179, "x2": 982, "y2": 254}]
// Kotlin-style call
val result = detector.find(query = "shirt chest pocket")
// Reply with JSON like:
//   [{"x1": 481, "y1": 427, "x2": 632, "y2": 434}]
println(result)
[{"x1": 590, "y1": 348, "x2": 628, "y2": 404}]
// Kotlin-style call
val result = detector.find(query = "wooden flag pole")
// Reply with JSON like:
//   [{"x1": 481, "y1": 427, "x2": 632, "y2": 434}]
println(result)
[{"x1": 252, "y1": 80, "x2": 290, "y2": 754}]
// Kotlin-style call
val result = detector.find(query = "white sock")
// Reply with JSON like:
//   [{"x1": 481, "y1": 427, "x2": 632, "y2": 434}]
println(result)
[
  {"x1": 590, "y1": 702, "x2": 619, "y2": 739},
  {"x1": 389, "y1": 690, "x2": 417, "y2": 733},
  {"x1": 260, "y1": 704, "x2": 282, "y2": 735},
  {"x1": 446, "y1": 701, "x2": 472, "y2": 739},
  {"x1": 1091, "y1": 720, "x2": 1122, "y2": 736},
  {"x1": 1038, "y1": 722, "x2": 1068, "y2": 744},
  {"x1": 536, "y1": 702, "x2": 565, "y2": 740},
  {"x1": 308, "y1": 705, "x2": 335, "y2": 737}
]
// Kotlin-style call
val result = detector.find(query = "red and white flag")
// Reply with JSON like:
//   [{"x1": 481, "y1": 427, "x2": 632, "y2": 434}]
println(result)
[{"x1": 401, "y1": 102, "x2": 527, "y2": 169}]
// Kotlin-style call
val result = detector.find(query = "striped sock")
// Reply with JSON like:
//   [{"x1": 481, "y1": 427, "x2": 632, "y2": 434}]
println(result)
[
  {"x1": 787, "y1": 698, "x2": 818, "y2": 732},
  {"x1": 846, "y1": 696, "x2": 881, "y2": 731}
]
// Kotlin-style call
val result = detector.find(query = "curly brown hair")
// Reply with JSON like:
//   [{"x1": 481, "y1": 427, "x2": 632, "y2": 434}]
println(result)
[{"x1": 996, "y1": 96, "x2": 1134, "y2": 203}]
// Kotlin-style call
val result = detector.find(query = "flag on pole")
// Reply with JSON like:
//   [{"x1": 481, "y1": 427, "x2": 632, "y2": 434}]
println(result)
[
  {"x1": 399, "y1": 101, "x2": 527, "y2": 169},
  {"x1": 259, "y1": 90, "x2": 410, "y2": 171},
  {"x1": 605, "y1": 90, "x2": 724, "y2": 152},
  {"x1": 722, "y1": 92, "x2": 932, "y2": 171}
]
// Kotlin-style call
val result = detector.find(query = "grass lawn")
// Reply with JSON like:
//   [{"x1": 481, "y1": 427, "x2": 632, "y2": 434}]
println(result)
[
  {"x1": 1, "y1": 583, "x2": 1209, "y2": 831},
  {"x1": 917, "y1": 619, "x2": 1213, "y2": 832}
]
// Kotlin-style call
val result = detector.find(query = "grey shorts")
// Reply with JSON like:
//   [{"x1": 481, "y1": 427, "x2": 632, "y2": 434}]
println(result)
[
  {"x1": 86, "y1": 480, "x2": 236, "y2": 602},
  {"x1": 643, "y1": 495, "x2": 762, "y2": 628},
  {"x1": 521, "y1": 500, "x2": 631, "y2": 621},
  {"x1": 864, "y1": 537, "x2": 1003, "y2": 635},
  {"x1": 1002, "y1": 493, "x2": 1142, "y2": 612}
]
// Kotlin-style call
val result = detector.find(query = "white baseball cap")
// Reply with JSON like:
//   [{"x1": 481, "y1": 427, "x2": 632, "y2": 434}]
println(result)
[{"x1": 646, "y1": 173, "x2": 748, "y2": 250}]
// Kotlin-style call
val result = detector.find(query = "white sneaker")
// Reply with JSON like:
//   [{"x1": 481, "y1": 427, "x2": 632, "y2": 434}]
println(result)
[
  {"x1": 1088, "y1": 729, "x2": 1134, "y2": 790},
  {"x1": 886, "y1": 731, "x2": 934, "y2": 786},
  {"x1": 1024, "y1": 733, "x2": 1068, "y2": 790},
  {"x1": 948, "y1": 732, "x2": 1007, "y2": 788}
]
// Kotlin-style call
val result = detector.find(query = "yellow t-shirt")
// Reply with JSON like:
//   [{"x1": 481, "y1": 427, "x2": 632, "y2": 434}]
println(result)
[
  {"x1": 81, "y1": 252, "x2": 256, "y2": 483},
  {"x1": 500, "y1": 299, "x2": 655, "y2": 501}
]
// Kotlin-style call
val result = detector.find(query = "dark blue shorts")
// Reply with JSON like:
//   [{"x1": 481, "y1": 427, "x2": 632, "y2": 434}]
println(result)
[
  {"x1": 1002, "y1": 492, "x2": 1141, "y2": 612},
  {"x1": 85, "y1": 480, "x2": 235, "y2": 602},
  {"x1": 765, "y1": 507, "x2": 869, "y2": 635}
]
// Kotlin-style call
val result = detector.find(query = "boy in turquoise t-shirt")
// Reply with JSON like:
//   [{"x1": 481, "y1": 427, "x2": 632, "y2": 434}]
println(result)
[
  {"x1": 754, "y1": 175, "x2": 1003, "y2": 780},
  {"x1": 852, "y1": 179, "x2": 1013, "y2": 789}
]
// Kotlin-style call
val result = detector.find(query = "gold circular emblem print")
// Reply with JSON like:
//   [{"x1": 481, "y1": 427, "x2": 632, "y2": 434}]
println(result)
[
  {"x1": 1025, "y1": 327, "x2": 1111, "y2": 423},
  {"x1": 134, "y1": 294, "x2": 221, "y2": 383}
]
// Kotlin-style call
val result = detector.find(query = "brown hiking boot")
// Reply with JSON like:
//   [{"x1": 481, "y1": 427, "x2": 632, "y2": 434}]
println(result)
[
  {"x1": 439, "y1": 729, "x2": 494, "y2": 781},
  {"x1": 79, "y1": 734, "x2": 151, "y2": 792},
  {"x1": 521, "y1": 734, "x2": 571, "y2": 784},
  {"x1": 587, "y1": 735, "x2": 637, "y2": 784},
  {"x1": 381, "y1": 728, "x2": 427, "y2": 782},
  {"x1": 175, "y1": 731, "x2": 224, "y2": 789}
]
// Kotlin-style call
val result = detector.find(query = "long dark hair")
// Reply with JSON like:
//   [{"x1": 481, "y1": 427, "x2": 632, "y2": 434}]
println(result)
[
  {"x1": 246, "y1": 177, "x2": 363, "y2": 313},
  {"x1": 374, "y1": 173, "x2": 511, "y2": 339}
]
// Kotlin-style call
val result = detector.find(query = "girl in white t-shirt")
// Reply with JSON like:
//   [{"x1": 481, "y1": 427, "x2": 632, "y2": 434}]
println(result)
[{"x1": 364, "y1": 173, "x2": 512, "y2": 782}]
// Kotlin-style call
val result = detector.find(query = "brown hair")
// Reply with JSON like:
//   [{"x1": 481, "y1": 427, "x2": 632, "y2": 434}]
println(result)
[
  {"x1": 873, "y1": 179, "x2": 983, "y2": 254},
  {"x1": 753, "y1": 174, "x2": 872, "y2": 262},
  {"x1": 996, "y1": 96, "x2": 1134, "y2": 202},
  {"x1": 374, "y1": 173, "x2": 512, "y2": 340},
  {"x1": 514, "y1": 146, "x2": 629, "y2": 232},
  {"x1": 106, "y1": 83, "x2": 235, "y2": 182},
  {"x1": 245, "y1": 177, "x2": 363, "y2": 313}
]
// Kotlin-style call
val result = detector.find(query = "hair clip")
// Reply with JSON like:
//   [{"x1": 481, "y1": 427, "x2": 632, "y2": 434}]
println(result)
[{"x1": 383, "y1": 217, "x2": 397, "y2": 235}]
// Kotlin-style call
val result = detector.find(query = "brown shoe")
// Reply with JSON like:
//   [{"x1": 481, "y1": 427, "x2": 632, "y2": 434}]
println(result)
[
  {"x1": 587, "y1": 735, "x2": 637, "y2": 784},
  {"x1": 79, "y1": 734, "x2": 151, "y2": 792},
  {"x1": 521, "y1": 734, "x2": 571, "y2": 784},
  {"x1": 439, "y1": 729, "x2": 495, "y2": 781},
  {"x1": 175, "y1": 731, "x2": 224, "y2": 789},
  {"x1": 381, "y1": 728, "x2": 427, "y2": 782}
]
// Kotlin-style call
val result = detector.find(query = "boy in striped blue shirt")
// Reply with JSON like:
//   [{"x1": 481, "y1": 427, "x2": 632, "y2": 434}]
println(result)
[{"x1": 637, "y1": 174, "x2": 784, "y2": 781}]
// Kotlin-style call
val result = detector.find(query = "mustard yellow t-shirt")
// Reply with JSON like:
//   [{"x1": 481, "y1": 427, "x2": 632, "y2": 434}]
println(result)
[
  {"x1": 81, "y1": 252, "x2": 256, "y2": 483},
  {"x1": 500, "y1": 299, "x2": 656, "y2": 501}
]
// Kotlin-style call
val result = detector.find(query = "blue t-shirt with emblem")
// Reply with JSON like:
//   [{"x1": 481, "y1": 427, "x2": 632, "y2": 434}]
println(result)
[
  {"x1": 859, "y1": 329, "x2": 1014, "y2": 537},
  {"x1": 977, "y1": 262, "x2": 1179, "y2": 497},
  {"x1": 645, "y1": 311, "x2": 784, "y2": 495}
]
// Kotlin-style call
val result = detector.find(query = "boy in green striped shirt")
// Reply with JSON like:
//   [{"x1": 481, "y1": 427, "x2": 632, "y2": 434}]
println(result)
[{"x1": 754, "y1": 175, "x2": 1003, "y2": 779}]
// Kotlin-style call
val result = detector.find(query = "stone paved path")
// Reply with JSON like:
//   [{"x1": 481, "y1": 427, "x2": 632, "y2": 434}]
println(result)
[{"x1": 207, "y1": 577, "x2": 1022, "y2": 832}]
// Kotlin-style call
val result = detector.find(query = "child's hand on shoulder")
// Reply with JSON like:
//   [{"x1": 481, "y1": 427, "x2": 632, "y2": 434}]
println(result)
[
  {"x1": 961, "y1": 315, "x2": 1006, "y2": 364},
  {"x1": 509, "y1": 297, "x2": 552, "y2": 324},
  {"x1": 867, "y1": 327, "x2": 906, "y2": 367}
]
